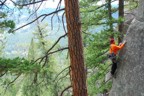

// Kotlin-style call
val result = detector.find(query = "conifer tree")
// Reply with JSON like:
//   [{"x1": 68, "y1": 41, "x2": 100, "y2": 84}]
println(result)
[{"x1": 65, "y1": 0, "x2": 88, "y2": 95}]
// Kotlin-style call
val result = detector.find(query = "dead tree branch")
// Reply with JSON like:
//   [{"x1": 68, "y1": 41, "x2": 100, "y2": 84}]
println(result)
[
  {"x1": 12, "y1": 8, "x2": 65, "y2": 32},
  {"x1": 0, "y1": 71, "x2": 7, "y2": 77},
  {"x1": 34, "y1": 33, "x2": 67, "y2": 64},
  {"x1": 27, "y1": 2, "x2": 43, "y2": 20},
  {"x1": 41, "y1": 8, "x2": 65, "y2": 21},
  {"x1": 62, "y1": 12, "x2": 67, "y2": 34},
  {"x1": 50, "y1": 0, "x2": 62, "y2": 30},
  {"x1": 46, "y1": 33, "x2": 67, "y2": 54},
  {"x1": 48, "y1": 47, "x2": 68, "y2": 55},
  {"x1": 55, "y1": 71, "x2": 69, "y2": 85},
  {"x1": 10, "y1": 0, "x2": 47, "y2": 7},
  {"x1": 54, "y1": 66, "x2": 70, "y2": 82},
  {"x1": 4, "y1": 74, "x2": 21, "y2": 93},
  {"x1": 0, "y1": 0, "x2": 7, "y2": 6},
  {"x1": 60, "y1": 85, "x2": 72, "y2": 96}
]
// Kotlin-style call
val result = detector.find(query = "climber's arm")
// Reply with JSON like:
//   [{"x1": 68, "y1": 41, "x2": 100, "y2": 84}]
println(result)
[
  {"x1": 114, "y1": 41, "x2": 126, "y2": 50},
  {"x1": 117, "y1": 44, "x2": 125, "y2": 49}
]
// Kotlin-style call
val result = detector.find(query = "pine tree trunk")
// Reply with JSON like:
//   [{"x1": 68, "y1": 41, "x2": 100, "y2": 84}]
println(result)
[
  {"x1": 64, "y1": 0, "x2": 88, "y2": 96},
  {"x1": 118, "y1": 0, "x2": 124, "y2": 43},
  {"x1": 107, "y1": 0, "x2": 113, "y2": 32}
]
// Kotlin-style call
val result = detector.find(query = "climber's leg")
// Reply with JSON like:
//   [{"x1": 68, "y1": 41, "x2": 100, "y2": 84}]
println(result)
[
  {"x1": 111, "y1": 62, "x2": 117, "y2": 75},
  {"x1": 111, "y1": 58, "x2": 117, "y2": 75}
]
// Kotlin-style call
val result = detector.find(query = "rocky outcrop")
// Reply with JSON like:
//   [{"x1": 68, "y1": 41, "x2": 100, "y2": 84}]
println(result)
[
  {"x1": 123, "y1": 12, "x2": 135, "y2": 33},
  {"x1": 109, "y1": 0, "x2": 144, "y2": 96},
  {"x1": 135, "y1": 0, "x2": 144, "y2": 22},
  {"x1": 124, "y1": 0, "x2": 144, "y2": 33}
]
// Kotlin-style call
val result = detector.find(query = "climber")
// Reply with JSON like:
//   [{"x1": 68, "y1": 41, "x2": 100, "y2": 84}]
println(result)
[{"x1": 109, "y1": 38, "x2": 126, "y2": 76}]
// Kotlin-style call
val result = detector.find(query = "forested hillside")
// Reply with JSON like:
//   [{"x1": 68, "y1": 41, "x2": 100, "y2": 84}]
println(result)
[{"x1": 0, "y1": 0, "x2": 143, "y2": 96}]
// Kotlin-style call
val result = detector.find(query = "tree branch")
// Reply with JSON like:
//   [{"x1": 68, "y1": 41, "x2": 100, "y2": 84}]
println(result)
[
  {"x1": 54, "y1": 66, "x2": 70, "y2": 82},
  {"x1": 34, "y1": 33, "x2": 67, "y2": 64},
  {"x1": 50, "y1": 0, "x2": 62, "y2": 30},
  {"x1": 4, "y1": 74, "x2": 21, "y2": 93},
  {"x1": 48, "y1": 47, "x2": 68, "y2": 55},
  {"x1": 60, "y1": 85, "x2": 72, "y2": 96},
  {"x1": 62, "y1": 12, "x2": 67, "y2": 34},
  {"x1": 0, "y1": 71, "x2": 7, "y2": 77},
  {"x1": 10, "y1": 0, "x2": 47, "y2": 7},
  {"x1": 40, "y1": 47, "x2": 68, "y2": 68},
  {"x1": 0, "y1": 0, "x2": 7, "y2": 6},
  {"x1": 55, "y1": 71, "x2": 69, "y2": 85},
  {"x1": 27, "y1": 2, "x2": 43, "y2": 20},
  {"x1": 46, "y1": 33, "x2": 67, "y2": 54},
  {"x1": 12, "y1": 8, "x2": 65, "y2": 32},
  {"x1": 41, "y1": 8, "x2": 65, "y2": 21}
]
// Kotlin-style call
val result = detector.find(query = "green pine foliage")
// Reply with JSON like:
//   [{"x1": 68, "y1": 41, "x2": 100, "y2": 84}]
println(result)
[
  {"x1": 80, "y1": 0, "x2": 119, "y2": 95},
  {"x1": 0, "y1": 20, "x2": 69, "y2": 96},
  {"x1": 85, "y1": 31, "x2": 109, "y2": 68},
  {"x1": 84, "y1": 30, "x2": 112, "y2": 95},
  {"x1": 80, "y1": 0, "x2": 135, "y2": 94},
  {"x1": 0, "y1": 57, "x2": 40, "y2": 73},
  {"x1": 21, "y1": 23, "x2": 70, "y2": 96},
  {"x1": 0, "y1": 11, "x2": 15, "y2": 33}
]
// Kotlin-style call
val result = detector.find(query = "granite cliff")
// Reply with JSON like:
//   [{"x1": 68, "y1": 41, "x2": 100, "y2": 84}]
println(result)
[{"x1": 109, "y1": 0, "x2": 144, "y2": 96}]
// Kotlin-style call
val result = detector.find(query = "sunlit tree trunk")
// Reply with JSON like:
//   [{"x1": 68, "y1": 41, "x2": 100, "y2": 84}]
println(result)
[
  {"x1": 118, "y1": 0, "x2": 124, "y2": 43},
  {"x1": 64, "y1": 0, "x2": 88, "y2": 96}
]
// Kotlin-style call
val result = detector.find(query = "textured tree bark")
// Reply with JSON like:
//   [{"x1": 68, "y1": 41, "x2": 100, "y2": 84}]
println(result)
[
  {"x1": 118, "y1": 0, "x2": 124, "y2": 43},
  {"x1": 64, "y1": 0, "x2": 88, "y2": 96}
]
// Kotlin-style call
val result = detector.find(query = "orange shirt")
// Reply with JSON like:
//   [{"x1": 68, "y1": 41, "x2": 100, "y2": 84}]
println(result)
[{"x1": 109, "y1": 43, "x2": 125, "y2": 55}]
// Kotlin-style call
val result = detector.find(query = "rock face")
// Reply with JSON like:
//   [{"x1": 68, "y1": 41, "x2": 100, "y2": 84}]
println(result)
[
  {"x1": 123, "y1": 12, "x2": 134, "y2": 33},
  {"x1": 135, "y1": 0, "x2": 144, "y2": 22},
  {"x1": 109, "y1": 0, "x2": 144, "y2": 96}
]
